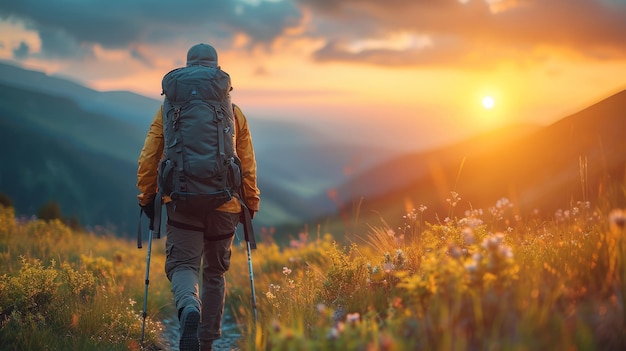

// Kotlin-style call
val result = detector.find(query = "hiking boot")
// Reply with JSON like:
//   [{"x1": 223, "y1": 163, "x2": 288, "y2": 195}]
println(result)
[{"x1": 179, "y1": 305, "x2": 200, "y2": 351}]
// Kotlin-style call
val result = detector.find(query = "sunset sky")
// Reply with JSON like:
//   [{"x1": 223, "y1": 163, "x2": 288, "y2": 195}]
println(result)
[{"x1": 1, "y1": 0, "x2": 625, "y2": 151}]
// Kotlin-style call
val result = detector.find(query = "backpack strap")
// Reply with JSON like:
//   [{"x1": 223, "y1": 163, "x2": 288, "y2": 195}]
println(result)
[
  {"x1": 152, "y1": 190, "x2": 163, "y2": 239},
  {"x1": 214, "y1": 104, "x2": 227, "y2": 160}
]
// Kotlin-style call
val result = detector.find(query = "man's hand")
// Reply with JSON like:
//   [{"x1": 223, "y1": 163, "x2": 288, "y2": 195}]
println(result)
[{"x1": 141, "y1": 199, "x2": 155, "y2": 229}]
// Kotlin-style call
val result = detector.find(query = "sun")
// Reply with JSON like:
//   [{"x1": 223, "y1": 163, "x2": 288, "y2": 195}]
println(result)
[{"x1": 482, "y1": 96, "x2": 495, "y2": 109}]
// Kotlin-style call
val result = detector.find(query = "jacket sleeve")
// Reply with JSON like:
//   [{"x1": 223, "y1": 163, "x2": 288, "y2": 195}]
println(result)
[
  {"x1": 234, "y1": 104, "x2": 261, "y2": 212},
  {"x1": 137, "y1": 106, "x2": 164, "y2": 206}
]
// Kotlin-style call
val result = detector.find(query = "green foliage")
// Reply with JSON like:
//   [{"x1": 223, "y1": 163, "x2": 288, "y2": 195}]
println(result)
[
  {"x1": 2, "y1": 190, "x2": 626, "y2": 350},
  {"x1": 0, "y1": 83, "x2": 143, "y2": 236},
  {"x1": 0, "y1": 206, "x2": 171, "y2": 350},
  {"x1": 37, "y1": 200, "x2": 63, "y2": 221},
  {"x1": 0, "y1": 193, "x2": 12, "y2": 208}
]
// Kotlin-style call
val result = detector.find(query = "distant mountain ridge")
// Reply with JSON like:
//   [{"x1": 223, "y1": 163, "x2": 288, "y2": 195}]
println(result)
[
  {"x1": 0, "y1": 61, "x2": 161, "y2": 128},
  {"x1": 0, "y1": 62, "x2": 390, "y2": 237},
  {"x1": 323, "y1": 89, "x2": 626, "y2": 236}
]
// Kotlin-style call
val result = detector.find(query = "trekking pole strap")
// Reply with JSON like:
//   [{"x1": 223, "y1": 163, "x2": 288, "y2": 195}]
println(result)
[
  {"x1": 137, "y1": 208, "x2": 143, "y2": 249},
  {"x1": 239, "y1": 198, "x2": 256, "y2": 249}
]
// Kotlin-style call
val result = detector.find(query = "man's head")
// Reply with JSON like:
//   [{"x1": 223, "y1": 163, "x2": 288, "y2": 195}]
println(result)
[{"x1": 186, "y1": 43, "x2": 218, "y2": 68}]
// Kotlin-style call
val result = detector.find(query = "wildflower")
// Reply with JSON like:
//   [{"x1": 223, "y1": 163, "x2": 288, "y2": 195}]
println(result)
[
  {"x1": 465, "y1": 261, "x2": 478, "y2": 273},
  {"x1": 419, "y1": 204, "x2": 427, "y2": 212},
  {"x1": 499, "y1": 245, "x2": 513, "y2": 259},
  {"x1": 447, "y1": 191, "x2": 461, "y2": 207},
  {"x1": 482, "y1": 233, "x2": 504, "y2": 250},
  {"x1": 265, "y1": 292, "x2": 276, "y2": 300},
  {"x1": 609, "y1": 208, "x2": 626, "y2": 231},
  {"x1": 395, "y1": 249, "x2": 406, "y2": 266},
  {"x1": 128, "y1": 298, "x2": 136, "y2": 306},
  {"x1": 462, "y1": 227, "x2": 475, "y2": 245},
  {"x1": 272, "y1": 319, "x2": 281, "y2": 332},
  {"x1": 282, "y1": 266, "x2": 292, "y2": 275},
  {"x1": 392, "y1": 297, "x2": 404, "y2": 309},
  {"x1": 346, "y1": 312, "x2": 360, "y2": 324},
  {"x1": 448, "y1": 244, "x2": 463, "y2": 259},
  {"x1": 495, "y1": 198, "x2": 512, "y2": 209},
  {"x1": 382, "y1": 262, "x2": 394, "y2": 273},
  {"x1": 384, "y1": 252, "x2": 391, "y2": 263},
  {"x1": 472, "y1": 252, "x2": 482, "y2": 263},
  {"x1": 328, "y1": 323, "x2": 344, "y2": 339}
]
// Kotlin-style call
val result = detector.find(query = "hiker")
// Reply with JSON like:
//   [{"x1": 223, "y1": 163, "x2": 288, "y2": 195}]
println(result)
[{"x1": 137, "y1": 43, "x2": 260, "y2": 351}]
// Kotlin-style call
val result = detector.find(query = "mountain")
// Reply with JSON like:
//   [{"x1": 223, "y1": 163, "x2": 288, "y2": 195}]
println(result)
[
  {"x1": 0, "y1": 84, "x2": 140, "y2": 231},
  {"x1": 321, "y1": 89, "x2": 626, "y2": 237},
  {"x1": 0, "y1": 61, "x2": 160, "y2": 129},
  {"x1": 0, "y1": 62, "x2": 390, "y2": 237}
]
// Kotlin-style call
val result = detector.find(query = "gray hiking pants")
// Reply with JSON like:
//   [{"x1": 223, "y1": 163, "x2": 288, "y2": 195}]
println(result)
[{"x1": 164, "y1": 204, "x2": 240, "y2": 347}]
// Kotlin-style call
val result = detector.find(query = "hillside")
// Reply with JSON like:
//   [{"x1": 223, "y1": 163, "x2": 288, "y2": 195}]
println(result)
[
  {"x1": 0, "y1": 61, "x2": 160, "y2": 128},
  {"x1": 324, "y1": 89, "x2": 626, "y2": 236},
  {"x1": 0, "y1": 81, "x2": 149, "y2": 232},
  {"x1": 0, "y1": 63, "x2": 391, "y2": 237}
]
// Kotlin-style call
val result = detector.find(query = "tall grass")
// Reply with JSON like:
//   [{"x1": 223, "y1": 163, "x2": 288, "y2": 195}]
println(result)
[
  {"x1": 2, "y1": 184, "x2": 625, "y2": 350},
  {"x1": 227, "y1": 189, "x2": 626, "y2": 350},
  {"x1": 0, "y1": 206, "x2": 172, "y2": 350}
]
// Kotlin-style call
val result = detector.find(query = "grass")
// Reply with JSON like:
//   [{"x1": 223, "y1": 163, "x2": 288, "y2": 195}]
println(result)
[
  {"x1": 226, "y1": 189, "x2": 626, "y2": 350},
  {"x1": 1, "y1": 184, "x2": 625, "y2": 350},
  {"x1": 0, "y1": 206, "x2": 172, "y2": 350}
]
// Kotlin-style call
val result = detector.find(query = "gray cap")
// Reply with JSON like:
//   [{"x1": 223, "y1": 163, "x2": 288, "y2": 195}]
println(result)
[{"x1": 186, "y1": 43, "x2": 218, "y2": 67}]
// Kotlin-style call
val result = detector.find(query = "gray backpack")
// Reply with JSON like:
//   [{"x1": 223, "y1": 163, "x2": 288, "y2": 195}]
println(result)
[{"x1": 157, "y1": 64, "x2": 241, "y2": 217}]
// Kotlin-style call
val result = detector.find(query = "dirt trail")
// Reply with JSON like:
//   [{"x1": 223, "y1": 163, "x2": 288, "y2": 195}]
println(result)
[{"x1": 161, "y1": 309, "x2": 241, "y2": 351}]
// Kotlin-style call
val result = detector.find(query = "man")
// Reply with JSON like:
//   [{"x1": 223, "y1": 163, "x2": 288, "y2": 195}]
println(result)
[{"x1": 137, "y1": 43, "x2": 260, "y2": 351}]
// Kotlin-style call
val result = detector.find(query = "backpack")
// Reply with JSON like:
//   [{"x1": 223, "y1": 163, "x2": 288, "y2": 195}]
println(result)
[{"x1": 157, "y1": 64, "x2": 241, "y2": 217}]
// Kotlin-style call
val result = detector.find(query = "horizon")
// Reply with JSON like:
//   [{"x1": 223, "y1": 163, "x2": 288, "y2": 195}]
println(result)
[{"x1": 2, "y1": 0, "x2": 626, "y2": 151}]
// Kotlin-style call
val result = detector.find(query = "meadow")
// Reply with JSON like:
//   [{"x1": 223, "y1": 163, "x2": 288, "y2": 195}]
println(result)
[{"x1": 1, "y1": 185, "x2": 625, "y2": 350}]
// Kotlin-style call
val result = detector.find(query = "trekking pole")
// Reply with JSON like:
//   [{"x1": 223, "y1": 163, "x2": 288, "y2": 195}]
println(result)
[
  {"x1": 140, "y1": 228, "x2": 154, "y2": 345},
  {"x1": 246, "y1": 240, "x2": 258, "y2": 322},
  {"x1": 240, "y1": 205, "x2": 258, "y2": 322}
]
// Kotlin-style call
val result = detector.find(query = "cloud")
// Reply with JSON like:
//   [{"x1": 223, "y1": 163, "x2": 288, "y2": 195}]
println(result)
[
  {"x1": 38, "y1": 27, "x2": 94, "y2": 59},
  {"x1": 1, "y1": 0, "x2": 625, "y2": 69},
  {"x1": 0, "y1": 0, "x2": 302, "y2": 59},
  {"x1": 12, "y1": 41, "x2": 29, "y2": 59},
  {"x1": 297, "y1": 0, "x2": 626, "y2": 67}
]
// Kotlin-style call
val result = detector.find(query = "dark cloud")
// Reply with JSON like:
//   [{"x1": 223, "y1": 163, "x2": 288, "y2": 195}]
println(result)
[
  {"x1": 228, "y1": 1, "x2": 301, "y2": 43},
  {"x1": 313, "y1": 37, "x2": 469, "y2": 67},
  {"x1": 38, "y1": 27, "x2": 94, "y2": 59},
  {"x1": 12, "y1": 41, "x2": 29, "y2": 59},
  {"x1": 1, "y1": 0, "x2": 625, "y2": 67},
  {"x1": 297, "y1": 0, "x2": 626, "y2": 66},
  {"x1": 0, "y1": 0, "x2": 302, "y2": 59},
  {"x1": 130, "y1": 48, "x2": 153, "y2": 67}
]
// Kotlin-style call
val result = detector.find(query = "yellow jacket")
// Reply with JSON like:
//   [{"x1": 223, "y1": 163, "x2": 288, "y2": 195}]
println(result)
[{"x1": 137, "y1": 104, "x2": 260, "y2": 213}]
